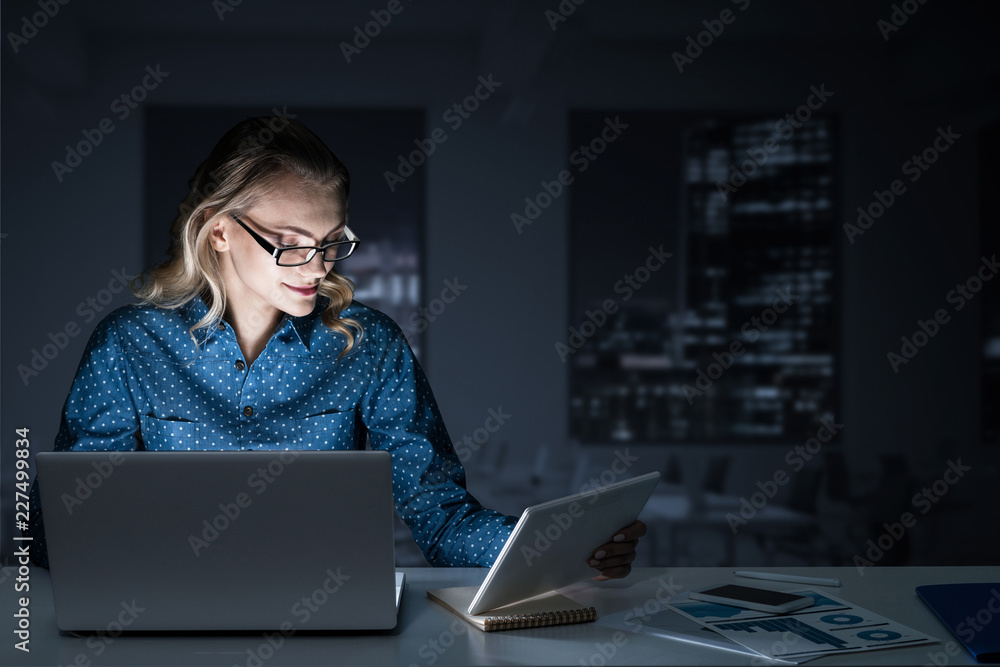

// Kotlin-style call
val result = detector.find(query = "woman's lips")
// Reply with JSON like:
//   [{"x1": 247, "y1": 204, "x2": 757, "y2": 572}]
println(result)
[{"x1": 285, "y1": 284, "x2": 318, "y2": 296}]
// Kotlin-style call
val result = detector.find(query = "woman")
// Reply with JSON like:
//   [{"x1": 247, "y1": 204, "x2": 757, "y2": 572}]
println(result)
[{"x1": 29, "y1": 116, "x2": 645, "y2": 576}]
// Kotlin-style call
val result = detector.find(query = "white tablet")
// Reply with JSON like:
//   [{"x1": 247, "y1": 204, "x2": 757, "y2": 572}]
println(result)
[{"x1": 469, "y1": 471, "x2": 661, "y2": 615}]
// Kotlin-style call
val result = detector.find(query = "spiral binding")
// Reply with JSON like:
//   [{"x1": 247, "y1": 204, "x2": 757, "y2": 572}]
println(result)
[{"x1": 482, "y1": 606, "x2": 597, "y2": 632}]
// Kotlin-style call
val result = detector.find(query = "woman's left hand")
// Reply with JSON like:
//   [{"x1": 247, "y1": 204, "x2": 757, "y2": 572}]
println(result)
[{"x1": 588, "y1": 520, "x2": 647, "y2": 580}]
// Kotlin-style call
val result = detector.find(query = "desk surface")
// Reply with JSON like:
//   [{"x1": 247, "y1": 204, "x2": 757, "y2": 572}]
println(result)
[{"x1": 1, "y1": 565, "x2": 993, "y2": 666}]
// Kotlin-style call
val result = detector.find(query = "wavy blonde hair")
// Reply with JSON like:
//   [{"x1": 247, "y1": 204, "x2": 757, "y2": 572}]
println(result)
[{"x1": 132, "y1": 116, "x2": 362, "y2": 357}]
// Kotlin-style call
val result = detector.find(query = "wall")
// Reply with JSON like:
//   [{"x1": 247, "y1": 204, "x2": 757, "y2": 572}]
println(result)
[{"x1": 2, "y1": 0, "x2": 998, "y2": 565}]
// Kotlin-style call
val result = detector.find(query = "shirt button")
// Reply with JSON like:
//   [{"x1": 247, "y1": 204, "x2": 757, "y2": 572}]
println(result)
[
  {"x1": 218, "y1": 323, "x2": 226, "y2": 331},
  {"x1": 243, "y1": 406, "x2": 254, "y2": 417},
  {"x1": 235, "y1": 360, "x2": 246, "y2": 371}
]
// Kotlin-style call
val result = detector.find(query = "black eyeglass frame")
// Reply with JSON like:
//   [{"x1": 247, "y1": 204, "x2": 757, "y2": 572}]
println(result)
[{"x1": 230, "y1": 214, "x2": 360, "y2": 266}]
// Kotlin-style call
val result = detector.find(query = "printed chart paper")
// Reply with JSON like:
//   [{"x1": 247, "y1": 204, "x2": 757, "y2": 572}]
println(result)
[
  {"x1": 668, "y1": 589, "x2": 939, "y2": 661},
  {"x1": 599, "y1": 603, "x2": 809, "y2": 664}
]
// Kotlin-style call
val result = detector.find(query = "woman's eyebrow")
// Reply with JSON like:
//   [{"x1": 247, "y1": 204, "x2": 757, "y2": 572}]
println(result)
[{"x1": 257, "y1": 220, "x2": 344, "y2": 239}]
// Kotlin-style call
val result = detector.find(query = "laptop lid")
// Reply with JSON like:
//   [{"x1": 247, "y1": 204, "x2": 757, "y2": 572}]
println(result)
[{"x1": 36, "y1": 450, "x2": 399, "y2": 632}]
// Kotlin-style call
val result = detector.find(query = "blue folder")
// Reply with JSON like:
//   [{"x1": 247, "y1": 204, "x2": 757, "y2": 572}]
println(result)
[{"x1": 916, "y1": 583, "x2": 1000, "y2": 664}]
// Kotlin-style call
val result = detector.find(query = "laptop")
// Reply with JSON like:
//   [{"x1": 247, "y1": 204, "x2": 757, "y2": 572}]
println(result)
[{"x1": 36, "y1": 450, "x2": 403, "y2": 632}]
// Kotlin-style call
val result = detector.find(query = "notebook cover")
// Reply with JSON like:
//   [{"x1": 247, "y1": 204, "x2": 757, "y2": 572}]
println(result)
[
  {"x1": 428, "y1": 586, "x2": 596, "y2": 632},
  {"x1": 916, "y1": 583, "x2": 1000, "y2": 663}
]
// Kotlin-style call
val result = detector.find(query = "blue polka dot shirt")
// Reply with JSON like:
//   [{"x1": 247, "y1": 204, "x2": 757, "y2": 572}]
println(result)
[{"x1": 35, "y1": 296, "x2": 515, "y2": 568}]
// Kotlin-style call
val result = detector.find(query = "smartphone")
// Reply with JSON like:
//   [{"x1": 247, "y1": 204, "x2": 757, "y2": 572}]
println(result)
[{"x1": 688, "y1": 584, "x2": 813, "y2": 613}]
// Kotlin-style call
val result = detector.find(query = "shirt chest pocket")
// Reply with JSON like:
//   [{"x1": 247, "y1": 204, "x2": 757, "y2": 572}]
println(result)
[
  {"x1": 294, "y1": 410, "x2": 359, "y2": 449},
  {"x1": 140, "y1": 415, "x2": 214, "y2": 451}
]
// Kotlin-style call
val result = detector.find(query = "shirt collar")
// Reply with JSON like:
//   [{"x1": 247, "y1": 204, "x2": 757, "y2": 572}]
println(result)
[
  {"x1": 179, "y1": 293, "x2": 327, "y2": 351},
  {"x1": 287, "y1": 296, "x2": 329, "y2": 350}
]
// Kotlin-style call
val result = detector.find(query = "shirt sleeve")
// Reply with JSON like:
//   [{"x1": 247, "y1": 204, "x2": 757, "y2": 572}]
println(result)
[
  {"x1": 55, "y1": 311, "x2": 142, "y2": 452},
  {"x1": 356, "y1": 325, "x2": 516, "y2": 567},
  {"x1": 26, "y1": 312, "x2": 141, "y2": 567}
]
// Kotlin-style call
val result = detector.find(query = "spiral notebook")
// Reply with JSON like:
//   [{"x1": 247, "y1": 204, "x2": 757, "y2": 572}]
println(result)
[{"x1": 428, "y1": 586, "x2": 596, "y2": 632}]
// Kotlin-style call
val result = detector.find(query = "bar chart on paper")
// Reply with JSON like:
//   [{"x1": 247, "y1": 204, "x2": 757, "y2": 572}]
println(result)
[
  {"x1": 669, "y1": 590, "x2": 938, "y2": 661},
  {"x1": 717, "y1": 616, "x2": 850, "y2": 649}
]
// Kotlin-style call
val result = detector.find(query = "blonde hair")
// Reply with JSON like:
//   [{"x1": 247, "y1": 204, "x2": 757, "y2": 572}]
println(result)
[{"x1": 132, "y1": 116, "x2": 362, "y2": 356}]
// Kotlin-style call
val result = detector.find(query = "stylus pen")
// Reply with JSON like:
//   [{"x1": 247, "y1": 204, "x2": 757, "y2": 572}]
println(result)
[{"x1": 734, "y1": 571, "x2": 842, "y2": 587}]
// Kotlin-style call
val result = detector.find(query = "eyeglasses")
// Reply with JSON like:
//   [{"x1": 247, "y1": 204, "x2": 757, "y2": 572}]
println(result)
[{"x1": 230, "y1": 214, "x2": 360, "y2": 266}]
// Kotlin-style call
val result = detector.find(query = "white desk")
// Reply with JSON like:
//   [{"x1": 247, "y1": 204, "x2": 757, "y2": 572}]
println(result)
[{"x1": 0, "y1": 565, "x2": 992, "y2": 666}]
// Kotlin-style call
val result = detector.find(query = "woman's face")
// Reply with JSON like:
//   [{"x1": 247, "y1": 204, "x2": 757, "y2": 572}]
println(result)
[{"x1": 211, "y1": 175, "x2": 345, "y2": 329}]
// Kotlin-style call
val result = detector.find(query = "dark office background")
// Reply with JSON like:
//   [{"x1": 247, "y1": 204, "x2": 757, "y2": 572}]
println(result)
[{"x1": 2, "y1": 1, "x2": 998, "y2": 569}]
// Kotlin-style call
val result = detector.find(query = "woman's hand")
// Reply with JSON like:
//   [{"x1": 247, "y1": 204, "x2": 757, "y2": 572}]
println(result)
[{"x1": 588, "y1": 520, "x2": 647, "y2": 580}]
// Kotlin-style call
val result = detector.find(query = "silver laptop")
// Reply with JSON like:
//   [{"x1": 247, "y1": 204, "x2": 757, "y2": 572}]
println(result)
[{"x1": 36, "y1": 450, "x2": 403, "y2": 632}]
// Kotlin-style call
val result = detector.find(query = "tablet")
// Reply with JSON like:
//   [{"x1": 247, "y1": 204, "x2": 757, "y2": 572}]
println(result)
[{"x1": 469, "y1": 470, "x2": 660, "y2": 615}]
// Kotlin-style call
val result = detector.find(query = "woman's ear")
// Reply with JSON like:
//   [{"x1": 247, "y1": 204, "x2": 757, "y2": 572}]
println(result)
[{"x1": 207, "y1": 210, "x2": 229, "y2": 252}]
